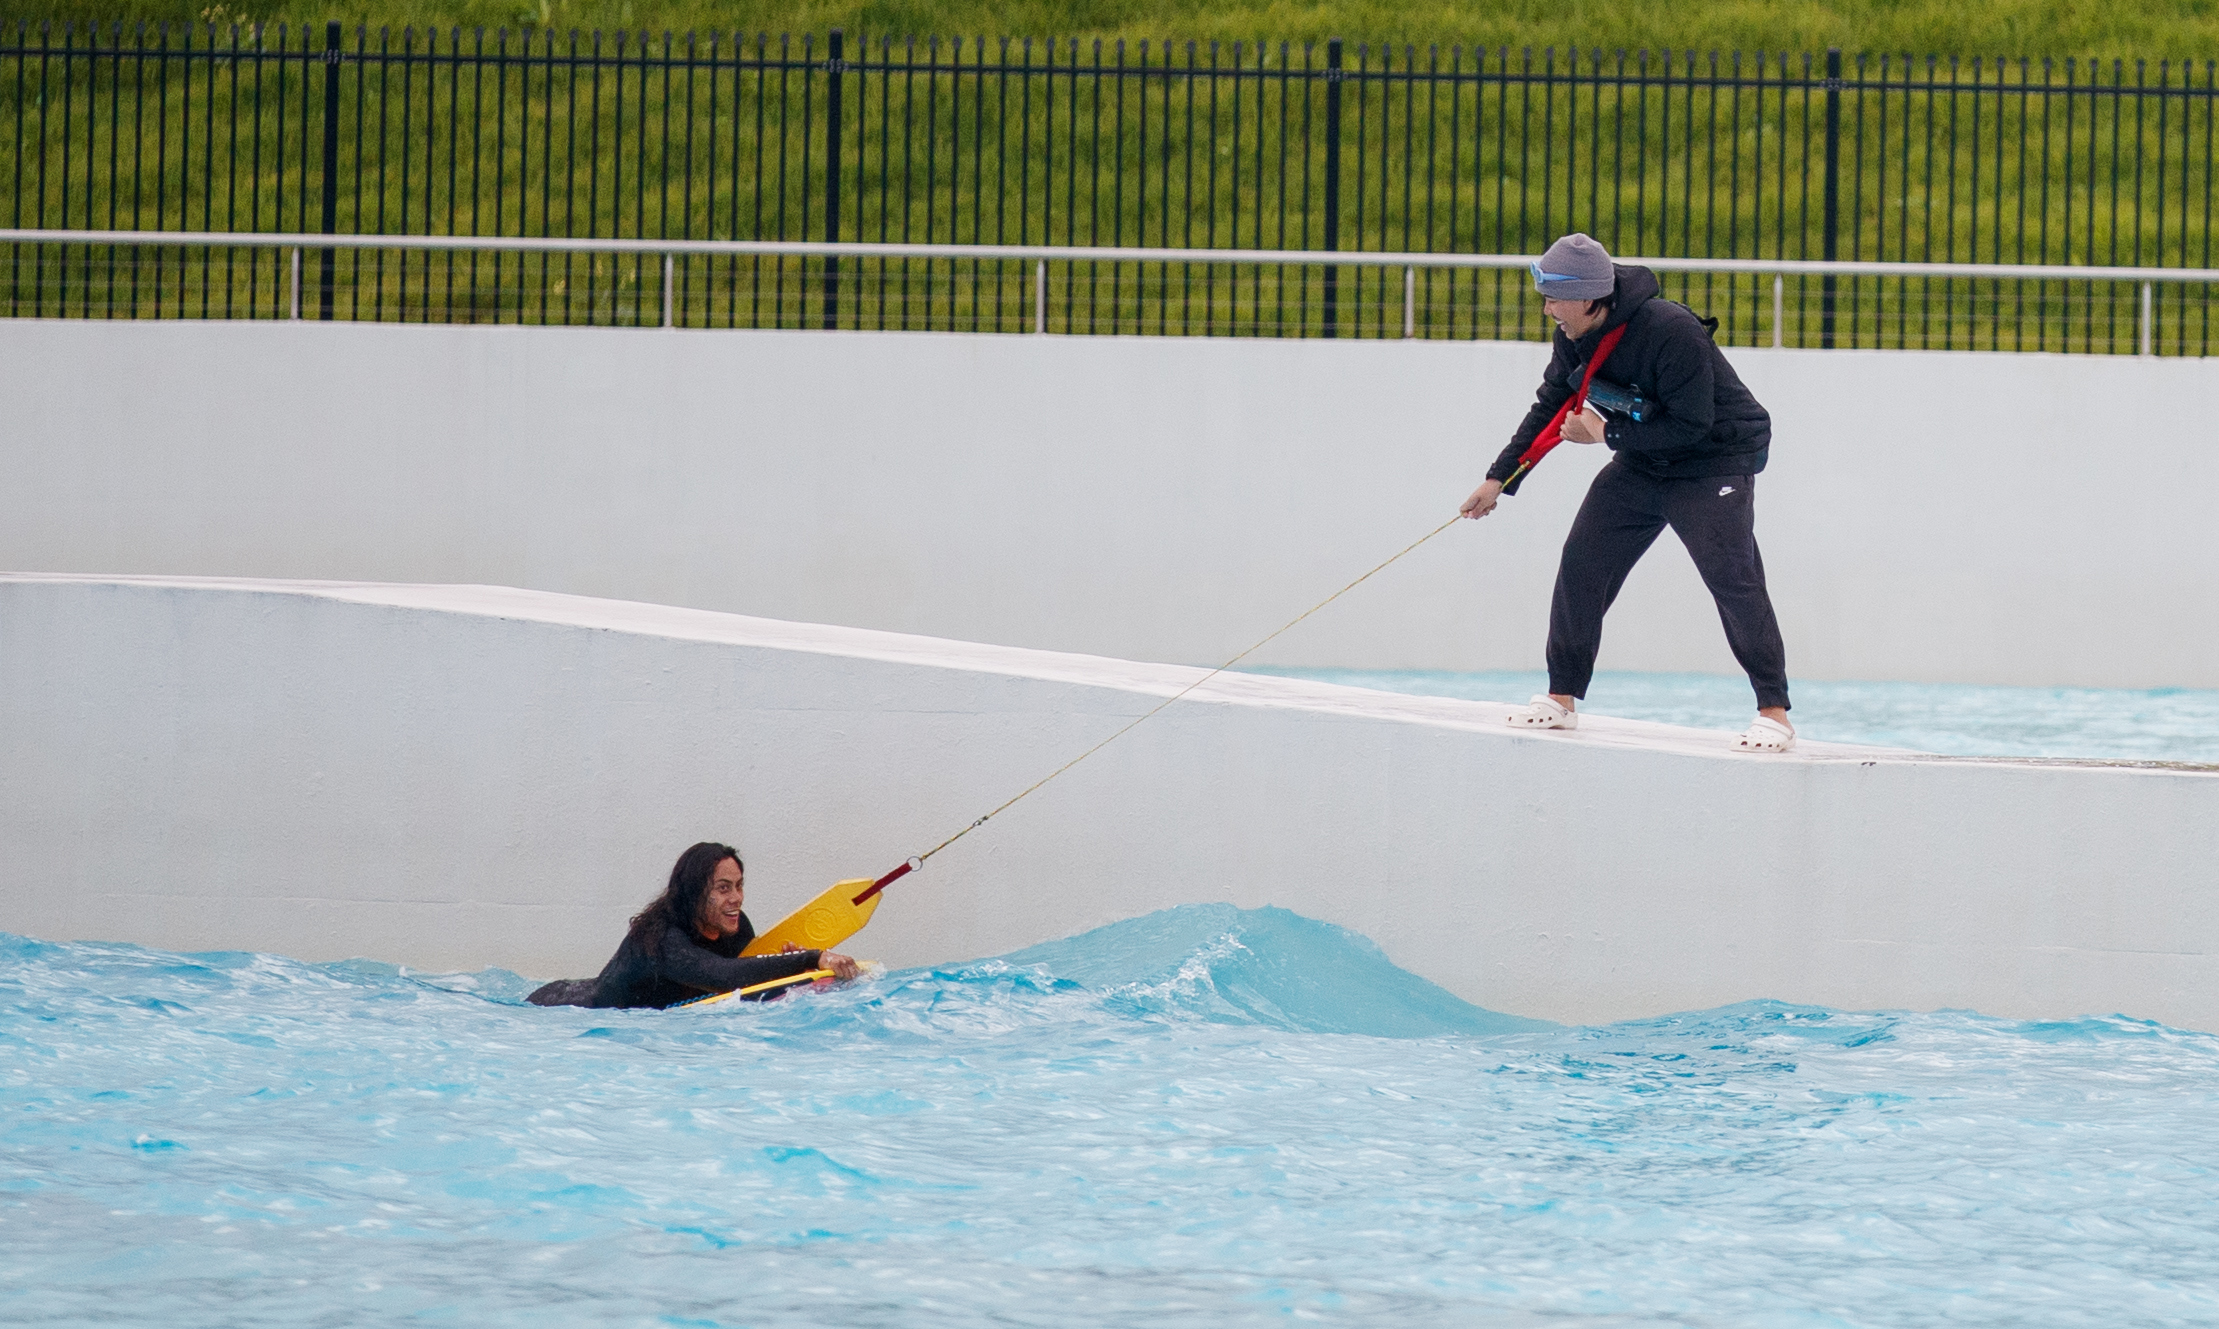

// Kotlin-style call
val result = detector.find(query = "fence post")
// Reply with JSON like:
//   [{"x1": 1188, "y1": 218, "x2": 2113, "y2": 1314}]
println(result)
[
  {"x1": 1821, "y1": 47, "x2": 1841, "y2": 349},
  {"x1": 1773, "y1": 274, "x2": 1785, "y2": 348},
  {"x1": 1322, "y1": 38, "x2": 1343, "y2": 339},
  {"x1": 1403, "y1": 266, "x2": 1415, "y2": 338},
  {"x1": 2141, "y1": 281, "x2": 2154, "y2": 356},
  {"x1": 290, "y1": 248, "x2": 301, "y2": 319},
  {"x1": 822, "y1": 29, "x2": 844, "y2": 330},
  {"x1": 664, "y1": 253, "x2": 675, "y2": 328},
  {"x1": 1035, "y1": 259, "x2": 1047, "y2": 333},
  {"x1": 318, "y1": 21, "x2": 341, "y2": 321}
]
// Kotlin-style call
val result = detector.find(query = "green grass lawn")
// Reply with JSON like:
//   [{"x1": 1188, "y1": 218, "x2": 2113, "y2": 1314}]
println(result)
[{"x1": 8, "y1": 0, "x2": 2219, "y2": 61}]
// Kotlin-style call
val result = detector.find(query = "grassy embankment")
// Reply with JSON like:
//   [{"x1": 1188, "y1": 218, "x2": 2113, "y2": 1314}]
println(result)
[{"x1": 13, "y1": 0, "x2": 2219, "y2": 61}]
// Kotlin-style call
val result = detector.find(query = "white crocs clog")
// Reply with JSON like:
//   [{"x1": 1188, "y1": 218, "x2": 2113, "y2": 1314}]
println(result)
[
  {"x1": 1732, "y1": 715, "x2": 1796, "y2": 753},
  {"x1": 1506, "y1": 694, "x2": 1578, "y2": 730}
]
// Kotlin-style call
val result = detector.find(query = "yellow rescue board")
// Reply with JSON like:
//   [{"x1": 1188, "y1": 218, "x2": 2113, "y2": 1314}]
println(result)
[
  {"x1": 741, "y1": 877, "x2": 882, "y2": 956},
  {"x1": 682, "y1": 967, "x2": 836, "y2": 1010}
]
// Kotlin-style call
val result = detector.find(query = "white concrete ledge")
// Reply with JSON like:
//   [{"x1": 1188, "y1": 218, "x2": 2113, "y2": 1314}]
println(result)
[{"x1": 4, "y1": 574, "x2": 2215, "y2": 1029}]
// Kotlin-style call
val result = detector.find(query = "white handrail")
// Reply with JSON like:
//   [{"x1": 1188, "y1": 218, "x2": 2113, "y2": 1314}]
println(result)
[
  {"x1": 5, "y1": 227, "x2": 2218, "y2": 285},
  {"x1": 10, "y1": 226, "x2": 2208, "y2": 351}
]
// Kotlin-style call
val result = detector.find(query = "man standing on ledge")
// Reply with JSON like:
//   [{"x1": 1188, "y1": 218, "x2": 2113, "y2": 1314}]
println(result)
[{"x1": 1460, "y1": 232, "x2": 1795, "y2": 753}]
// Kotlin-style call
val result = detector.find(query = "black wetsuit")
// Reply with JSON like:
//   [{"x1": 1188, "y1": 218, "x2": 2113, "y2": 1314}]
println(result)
[{"x1": 526, "y1": 913, "x2": 823, "y2": 1009}]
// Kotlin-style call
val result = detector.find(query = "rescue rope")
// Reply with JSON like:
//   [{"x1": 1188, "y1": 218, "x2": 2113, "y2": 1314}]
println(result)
[{"x1": 851, "y1": 512, "x2": 1465, "y2": 906}]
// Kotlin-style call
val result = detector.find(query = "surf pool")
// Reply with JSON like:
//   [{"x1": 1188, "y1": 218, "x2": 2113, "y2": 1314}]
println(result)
[{"x1": 4, "y1": 905, "x2": 2214, "y2": 1327}]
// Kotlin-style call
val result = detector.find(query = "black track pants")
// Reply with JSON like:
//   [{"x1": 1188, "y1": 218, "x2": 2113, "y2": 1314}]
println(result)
[{"x1": 1545, "y1": 461, "x2": 1791, "y2": 711}]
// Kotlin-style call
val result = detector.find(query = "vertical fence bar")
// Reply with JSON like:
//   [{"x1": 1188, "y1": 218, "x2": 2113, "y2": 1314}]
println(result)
[
  {"x1": 318, "y1": 21, "x2": 340, "y2": 319},
  {"x1": 1821, "y1": 47, "x2": 1841, "y2": 347},
  {"x1": 664, "y1": 251, "x2": 674, "y2": 327},
  {"x1": 1322, "y1": 37, "x2": 1342, "y2": 338},
  {"x1": 822, "y1": 29, "x2": 843, "y2": 329},
  {"x1": 1035, "y1": 257, "x2": 1046, "y2": 332},
  {"x1": 1403, "y1": 264, "x2": 1414, "y2": 337},
  {"x1": 2141, "y1": 279, "x2": 2154, "y2": 354},
  {"x1": 290, "y1": 245, "x2": 301, "y2": 317},
  {"x1": 1772, "y1": 273, "x2": 1784, "y2": 346}
]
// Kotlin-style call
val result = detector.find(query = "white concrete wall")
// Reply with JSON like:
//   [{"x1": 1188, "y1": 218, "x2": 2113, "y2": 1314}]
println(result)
[
  {"x1": 2, "y1": 318, "x2": 2215, "y2": 688},
  {"x1": 5, "y1": 574, "x2": 2215, "y2": 1030}
]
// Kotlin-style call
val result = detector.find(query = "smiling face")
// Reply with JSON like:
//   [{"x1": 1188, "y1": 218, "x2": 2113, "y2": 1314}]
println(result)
[
  {"x1": 1542, "y1": 295, "x2": 1610, "y2": 340},
  {"x1": 695, "y1": 857, "x2": 745, "y2": 939}
]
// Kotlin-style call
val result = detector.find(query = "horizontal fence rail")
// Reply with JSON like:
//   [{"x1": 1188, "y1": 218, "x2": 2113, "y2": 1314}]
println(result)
[
  {"x1": 6, "y1": 22, "x2": 2219, "y2": 350},
  {"x1": 4, "y1": 227, "x2": 2211, "y2": 352}
]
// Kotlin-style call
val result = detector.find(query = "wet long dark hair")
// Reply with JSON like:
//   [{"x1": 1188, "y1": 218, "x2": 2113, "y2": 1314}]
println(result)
[{"x1": 628, "y1": 841, "x2": 743, "y2": 947}]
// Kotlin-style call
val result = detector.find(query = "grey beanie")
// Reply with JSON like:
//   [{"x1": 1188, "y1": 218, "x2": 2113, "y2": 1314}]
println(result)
[{"x1": 1532, "y1": 232, "x2": 1616, "y2": 300}]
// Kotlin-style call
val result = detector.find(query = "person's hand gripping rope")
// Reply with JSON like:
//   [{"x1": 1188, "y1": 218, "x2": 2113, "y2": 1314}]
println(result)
[{"x1": 1462, "y1": 401, "x2": 1604, "y2": 521}]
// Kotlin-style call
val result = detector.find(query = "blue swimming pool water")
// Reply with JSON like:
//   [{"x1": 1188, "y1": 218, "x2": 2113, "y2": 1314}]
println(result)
[
  {"x1": 5, "y1": 908, "x2": 2215, "y2": 1327},
  {"x1": 1243, "y1": 667, "x2": 2219, "y2": 763}
]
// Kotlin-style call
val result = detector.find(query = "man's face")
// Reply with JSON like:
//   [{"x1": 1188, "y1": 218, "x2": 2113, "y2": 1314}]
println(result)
[
  {"x1": 1542, "y1": 295, "x2": 1608, "y2": 339},
  {"x1": 698, "y1": 859, "x2": 745, "y2": 938}
]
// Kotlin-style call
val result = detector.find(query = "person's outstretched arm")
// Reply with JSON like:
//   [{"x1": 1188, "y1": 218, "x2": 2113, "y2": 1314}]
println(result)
[
  {"x1": 1491, "y1": 334, "x2": 1579, "y2": 482},
  {"x1": 1466, "y1": 334, "x2": 1578, "y2": 519},
  {"x1": 657, "y1": 932, "x2": 824, "y2": 993}
]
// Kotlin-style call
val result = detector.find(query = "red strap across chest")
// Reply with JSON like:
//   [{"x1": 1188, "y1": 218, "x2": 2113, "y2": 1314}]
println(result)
[{"x1": 1513, "y1": 323, "x2": 1627, "y2": 475}]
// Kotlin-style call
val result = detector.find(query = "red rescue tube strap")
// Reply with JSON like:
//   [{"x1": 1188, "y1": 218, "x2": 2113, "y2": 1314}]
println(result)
[
  {"x1": 1504, "y1": 324, "x2": 1627, "y2": 491},
  {"x1": 851, "y1": 859, "x2": 917, "y2": 906}
]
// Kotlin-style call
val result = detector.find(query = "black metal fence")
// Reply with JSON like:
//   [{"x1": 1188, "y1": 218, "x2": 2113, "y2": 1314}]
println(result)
[{"x1": 6, "y1": 21, "x2": 2219, "y2": 351}]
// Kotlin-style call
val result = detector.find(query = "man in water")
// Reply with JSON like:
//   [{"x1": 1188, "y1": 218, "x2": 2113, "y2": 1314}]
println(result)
[{"x1": 1459, "y1": 232, "x2": 1795, "y2": 753}]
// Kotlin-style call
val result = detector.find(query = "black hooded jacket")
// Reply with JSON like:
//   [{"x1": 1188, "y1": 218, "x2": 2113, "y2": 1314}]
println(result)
[{"x1": 1487, "y1": 265, "x2": 1771, "y2": 488}]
